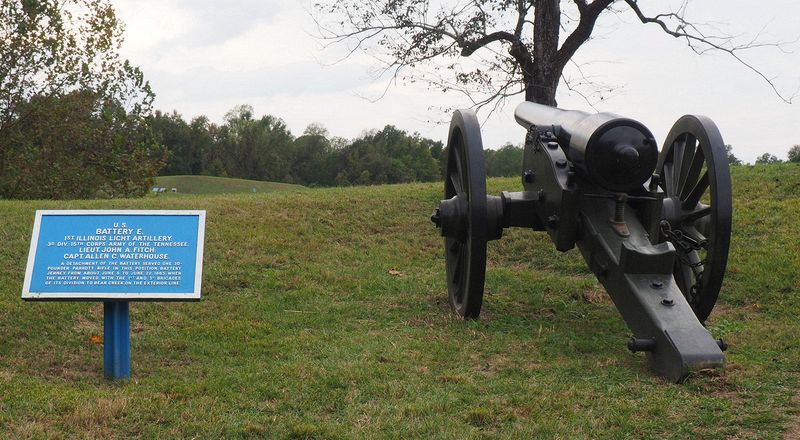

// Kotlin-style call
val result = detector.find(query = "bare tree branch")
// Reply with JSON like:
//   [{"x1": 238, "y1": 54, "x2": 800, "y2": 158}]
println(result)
[
  {"x1": 555, "y1": 0, "x2": 614, "y2": 72},
  {"x1": 311, "y1": 0, "x2": 797, "y2": 114},
  {"x1": 461, "y1": 31, "x2": 516, "y2": 56},
  {"x1": 623, "y1": 0, "x2": 797, "y2": 103}
]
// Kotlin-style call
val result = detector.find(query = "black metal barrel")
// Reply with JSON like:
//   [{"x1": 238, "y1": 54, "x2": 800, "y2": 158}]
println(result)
[{"x1": 515, "y1": 102, "x2": 658, "y2": 192}]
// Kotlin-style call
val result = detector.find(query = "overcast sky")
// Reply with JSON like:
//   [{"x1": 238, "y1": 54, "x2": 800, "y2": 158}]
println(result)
[{"x1": 112, "y1": 0, "x2": 800, "y2": 163}]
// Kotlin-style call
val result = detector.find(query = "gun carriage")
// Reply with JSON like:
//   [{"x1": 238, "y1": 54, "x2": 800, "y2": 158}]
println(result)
[{"x1": 430, "y1": 102, "x2": 732, "y2": 382}]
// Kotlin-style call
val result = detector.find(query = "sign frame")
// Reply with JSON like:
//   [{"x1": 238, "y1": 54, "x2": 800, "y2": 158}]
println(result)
[{"x1": 22, "y1": 210, "x2": 206, "y2": 301}]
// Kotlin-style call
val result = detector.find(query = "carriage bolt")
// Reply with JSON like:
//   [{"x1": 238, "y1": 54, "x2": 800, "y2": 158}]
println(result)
[
  {"x1": 661, "y1": 298, "x2": 674, "y2": 306},
  {"x1": 556, "y1": 159, "x2": 568, "y2": 168},
  {"x1": 538, "y1": 131, "x2": 557, "y2": 142},
  {"x1": 566, "y1": 171, "x2": 576, "y2": 187},
  {"x1": 546, "y1": 215, "x2": 559, "y2": 230},
  {"x1": 651, "y1": 281, "x2": 664, "y2": 289},
  {"x1": 523, "y1": 170, "x2": 535, "y2": 183},
  {"x1": 430, "y1": 208, "x2": 441, "y2": 227},
  {"x1": 547, "y1": 141, "x2": 559, "y2": 150}
]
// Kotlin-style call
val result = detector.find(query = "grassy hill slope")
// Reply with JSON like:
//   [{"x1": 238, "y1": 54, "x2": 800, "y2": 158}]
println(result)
[
  {"x1": 154, "y1": 175, "x2": 304, "y2": 195},
  {"x1": 1, "y1": 164, "x2": 799, "y2": 438}
]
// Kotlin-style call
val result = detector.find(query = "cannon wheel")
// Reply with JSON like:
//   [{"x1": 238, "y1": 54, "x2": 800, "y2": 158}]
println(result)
[
  {"x1": 443, "y1": 109, "x2": 488, "y2": 319},
  {"x1": 657, "y1": 115, "x2": 732, "y2": 322}
]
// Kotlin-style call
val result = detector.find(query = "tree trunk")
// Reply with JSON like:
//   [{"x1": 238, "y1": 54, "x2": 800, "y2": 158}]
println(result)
[
  {"x1": 528, "y1": 0, "x2": 562, "y2": 106},
  {"x1": 525, "y1": 74, "x2": 560, "y2": 107}
]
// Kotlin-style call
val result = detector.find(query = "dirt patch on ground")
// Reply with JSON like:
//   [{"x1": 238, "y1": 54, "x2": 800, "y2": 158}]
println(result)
[{"x1": 580, "y1": 288, "x2": 609, "y2": 304}]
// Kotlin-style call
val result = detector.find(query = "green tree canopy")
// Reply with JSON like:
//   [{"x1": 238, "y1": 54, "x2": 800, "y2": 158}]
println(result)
[
  {"x1": 485, "y1": 143, "x2": 523, "y2": 177},
  {"x1": 788, "y1": 145, "x2": 800, "y2": 163},
  {"x1": 0, "y1": 0, "x2": 163, "y2": 199},
  {"x1": 152, "y1": 111, "x2": 194, "y2": 176},
  {"x1": 214, "y1": 105, "x2": 295, "y2": 182},
  {"x1": 2, "y1": 90, "x2": 165, "y2": 198},
  {"x1": 725, "y1": 145, "x2": 742, "y2": 166},
  {"x1": 755, "y1": 153, "x2": 782, "y2": 164},
  {"x1": 292, "y1": 124, "x2": 336, "y2": 186},
  {"x1": 337, "y1": 126, "x2": 442, "y2": 185}
]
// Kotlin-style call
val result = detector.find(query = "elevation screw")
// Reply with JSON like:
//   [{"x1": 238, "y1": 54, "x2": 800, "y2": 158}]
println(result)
[
  {"x1": 649, "y1": 173, "x2": 660, "y2": 192},
  {"x1": 613, "y1": 194, "x2": 627, "y2": 223}
]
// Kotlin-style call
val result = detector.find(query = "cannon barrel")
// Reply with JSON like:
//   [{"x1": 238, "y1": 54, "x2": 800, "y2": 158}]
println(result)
[{"x1": 515, "y1": 102, "x2": 658, "y2": 192}]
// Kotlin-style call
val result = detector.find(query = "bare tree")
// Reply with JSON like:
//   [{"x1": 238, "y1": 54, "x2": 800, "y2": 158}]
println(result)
[{"x1": 312, "y1": 0, "x2": 795, "y2": 111}]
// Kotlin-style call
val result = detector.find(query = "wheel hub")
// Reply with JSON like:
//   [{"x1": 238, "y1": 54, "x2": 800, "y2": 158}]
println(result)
[
  {"x1": 661, "y1": 196, "x2": 682, "y2": 228},
  {"x1": 432, "y1": 195, "x2": 468, "y2": 239}
]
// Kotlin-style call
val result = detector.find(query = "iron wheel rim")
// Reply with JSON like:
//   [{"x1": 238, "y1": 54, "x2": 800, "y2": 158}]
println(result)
[
  {"x1": 657, "y1": 115, "x2": 732, "y2": 322},
  {"x1": 444, "y1": 109, "x2": 488, "y2": 319}
]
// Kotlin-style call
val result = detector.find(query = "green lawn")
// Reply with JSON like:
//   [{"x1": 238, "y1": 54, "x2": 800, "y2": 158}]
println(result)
[
  {"x1": 153, "y1": 175, "x2": 305, "y2": 195},
  {"x1": 1, "y1": 164, "x2": 799, "y2": 438}
]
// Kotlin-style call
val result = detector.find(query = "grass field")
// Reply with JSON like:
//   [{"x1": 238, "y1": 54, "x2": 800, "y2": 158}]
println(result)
[
  {"x1": 153, "y1": 175, "x2": 305, "y2": 195},
  {"x1": 1, "y1": 164, "x2": 799, "y2": 438}
]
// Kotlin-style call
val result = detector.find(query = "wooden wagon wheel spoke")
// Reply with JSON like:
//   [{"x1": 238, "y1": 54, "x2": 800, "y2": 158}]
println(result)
[
  {"x1": 450, "y1": 145, "x2": 465, "y2": 194},
  {"x1": 679, "y1": 140, "x2": 704, "y2": 200},
  {"x1": 683, "y1": 205, "x2": 711, "y2": 223},
  {"x1": 683, "y1": 171, "x2": 710, "y2": 210},
  {"x1": 661, "y1": 162, "x2": 674, "y2": 195}
]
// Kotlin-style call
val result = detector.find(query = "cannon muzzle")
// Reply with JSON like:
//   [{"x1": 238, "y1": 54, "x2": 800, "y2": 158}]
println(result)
[{"x1": 515, "y1": 102, "x2": 658, "y2": 192}]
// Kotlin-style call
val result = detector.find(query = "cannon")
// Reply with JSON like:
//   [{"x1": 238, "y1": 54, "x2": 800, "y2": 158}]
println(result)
[{"x1": 430, "y1": 102, "x2": 732, "y2": 382}]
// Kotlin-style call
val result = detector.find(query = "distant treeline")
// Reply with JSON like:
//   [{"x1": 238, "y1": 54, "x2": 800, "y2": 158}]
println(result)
[{"x1": 151, "y1": 105, "x2": 524, "y2": 187}]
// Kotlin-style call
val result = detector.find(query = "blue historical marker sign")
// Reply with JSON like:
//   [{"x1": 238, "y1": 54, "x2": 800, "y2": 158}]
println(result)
[{"x1": 23, "y1": 210, "x2": 205, "y2": 301}]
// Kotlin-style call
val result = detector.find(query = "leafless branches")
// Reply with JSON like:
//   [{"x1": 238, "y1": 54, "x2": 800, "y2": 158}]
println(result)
[
  {"x1": 311, "y1": 0, "x2": 798, "y2": 116},
  {"x1": 623, "y1": 0, "x2": 797, "y2": 103},
  {"x1": 311, "y1": 0, "x2": 534, "y2": 116}
]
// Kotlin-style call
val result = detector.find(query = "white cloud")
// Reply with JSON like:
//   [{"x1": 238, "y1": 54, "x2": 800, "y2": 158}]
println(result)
[{"x1": 114, "y1": 0, "x2": 194, "y2": 54}]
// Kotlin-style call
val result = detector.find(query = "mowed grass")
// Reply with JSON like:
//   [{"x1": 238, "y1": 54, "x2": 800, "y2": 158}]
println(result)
[
  {"x1": 154, "y1": 175, "x2": 305, "y2": 195},
  {"x1": 0, "y1": 164, "x2": 799, "y2": 438}
]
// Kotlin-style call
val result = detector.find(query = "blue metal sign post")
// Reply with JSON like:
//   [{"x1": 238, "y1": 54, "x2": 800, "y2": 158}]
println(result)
[
  {"x1": 22, "y1": 210, "x2": 205, "y2": 380},
  {"x1": 104, "y1": 301, "x2": 131, "y2": 379}
]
